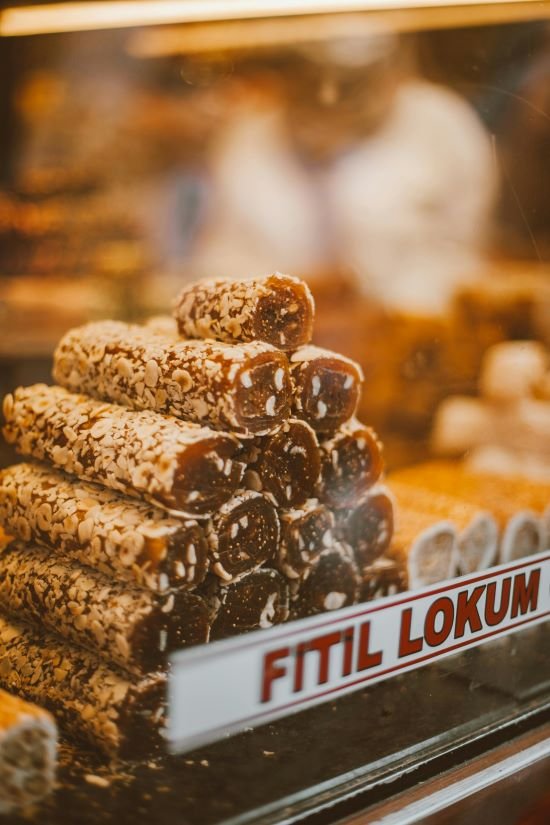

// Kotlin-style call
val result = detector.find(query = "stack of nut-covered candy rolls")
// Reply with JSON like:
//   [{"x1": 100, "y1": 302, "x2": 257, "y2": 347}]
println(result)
[{"x1": 0, "y1": 272, "x2": 403, "y2": 759}]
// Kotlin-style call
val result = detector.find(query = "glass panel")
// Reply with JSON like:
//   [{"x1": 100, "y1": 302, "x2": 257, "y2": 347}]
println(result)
[
  {"x1": 1, "y1": 9, "x2": 549, "y2": 823},
  {"x1": 13, "y1": 624, "x2": 550, "y2": 825}
]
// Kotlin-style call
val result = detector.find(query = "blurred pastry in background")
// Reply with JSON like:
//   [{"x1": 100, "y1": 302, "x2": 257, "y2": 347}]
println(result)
[{"x1": 432, "y1": 340, "x2": 550, "y2": 481}]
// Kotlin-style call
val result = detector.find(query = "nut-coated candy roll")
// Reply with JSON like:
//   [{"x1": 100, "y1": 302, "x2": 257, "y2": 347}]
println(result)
[
  {"x1": 388, "y1": 507, "x2": 457, "y2": 590},
  {"x1": 0, "y1": 615, "x2": 166, "y2": 758},
  {"x1": 174, "y1": 273, "x2": 315, "y2": 351},
  {"x1": 0, "y1": 543, "x2": 210, "y2": 675},
  {"x1": 0, "y1": 463, "x2": 209, "y2": 593},
  {"x1": 276, "y1": 500, "x2": 334, "y2": 579},
  {"x1": 359, "y1": 558, "x2": 408, "y2": 602},
  {"x1": 2, "y1": 385, "x2": 244, "y2": 517},
  {"x1": 205, "y1": 569, "x2": 290, "y2": 640},
  {"x1": 336, "y1": 486, "x2": 395, "y2": 570},
  {"x1": 243, "y1": 419, "x2": 321, "y2": 507},
  {"x1": 0, "y1": 690, "x2": 56, "y2": 814},
  {"x1": 292, "y1": 543, "x2": 360, "y2": 618},
  {"x1": 318, "y1": 419, "x2": 384, "y2": 509},
  {"x1": 207, "y1": 490, "x2": 279, "y2": 583},
  {"x1": 388, "y1": 478, "x2": 498, "y2": 575},
  {"x1": 290, "y1": 345, "x2": 363, "y2": 433},
  {"x1": 53, "y1": 320, "x2": 291, "y2": 436}
]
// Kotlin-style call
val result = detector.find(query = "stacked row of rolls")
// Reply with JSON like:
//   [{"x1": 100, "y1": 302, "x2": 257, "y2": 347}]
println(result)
[{"x1": 0, "y1": 273, "x2": 401, "y2": 758}]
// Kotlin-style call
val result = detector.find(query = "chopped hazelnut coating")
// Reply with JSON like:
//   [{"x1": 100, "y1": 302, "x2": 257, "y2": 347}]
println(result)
[
  {"x1": 53, "y1": 320, "x2": 291, "y2": 435},
  {"x1": 0, "y1": 615, "x2": 166, "y2": 758},
  {"x1": 206, "y1": 490, "x2": 279, "y2": 583},
  {"x1": 173, "y1": 273, "x2": 315, "y2": 351},
  {"x1": 359, "y1": 558, "x2": 408, "y2": 603},
  {"x1": 291, "y1": 542, "x2": 360, "y2": 618},
  {"x1": 318, "y1": 419, "x2": 384, "y2": 508},
  {"x1": 335, "y1": 486, "x2": 395, "y2": 570},
  {"x1": 276, "y1": 500, "x2": 334, "y2": 580},
  {"x1": 0, "y1": 463, "x2": 208, "y2": 593},
  {"x1": 290, "y1": 345, "x2": 363, "y2": 434},
  {"x1": 2, "y1": 384, "x2": 245, "y2": 517},
  {"x1": 242, "y1": 418, "x2": 321, "y2": 507},
  {"x1": 0, "y1": 543, "x2": 210, "y2": 674},
  {"x1": 203, "y1": 569, "x2": 290, "y2": 640},
  {"x1": 0, "y1": 689, "x2": 57, "y2": 814}
]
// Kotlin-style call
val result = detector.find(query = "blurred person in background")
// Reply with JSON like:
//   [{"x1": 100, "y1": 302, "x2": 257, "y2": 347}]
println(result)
[{"x1": 192, "y1": 32, "x2": 497, "y2": 315}]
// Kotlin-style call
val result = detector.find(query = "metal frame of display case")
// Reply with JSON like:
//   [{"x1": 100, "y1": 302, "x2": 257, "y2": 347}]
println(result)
[
  {"x1": 224, "y1": 693, "x2": 550, "y2": 824},
  {"x1": 339, "y1": 722, "x2": 550, "y2": 825},
  {"x1": 1, "y1": 3, "x2": 550, "y2": 823},
  {"x1": 1, "y1": 1, "x2": 550, "y2": 38}
]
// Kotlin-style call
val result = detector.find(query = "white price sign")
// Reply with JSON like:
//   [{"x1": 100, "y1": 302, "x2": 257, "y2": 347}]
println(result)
[{"x1": 169, "y1": 552, "x2": 550, "y2": 754}]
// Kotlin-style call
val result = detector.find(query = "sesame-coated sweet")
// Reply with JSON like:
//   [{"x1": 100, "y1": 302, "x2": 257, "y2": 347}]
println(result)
[
  {"x1": 291, "y1": 542, "x2": 360, "y2": 619},
  {"x1": 276, "y1": 500, "x2": 334, "y2": 580},
  {"x1": 318, "y1": 419, "x2": 384, "y2": 509},
  {"x1": 0, "y1": 543, "x2": 210, "y2": 674},
  {"x1": 390, "y1": 461, "x2": 547, "y2": 565},
  {"x1": 206, "y1": 490, "x2": 279, "y2": 583},
  {"x1": 388, "y1": 477, "x2": 498, "y2": 576},
  {"x1": 242, "y1": 418, "x2": 321, "y2": 507},
  {"x1": 174, "y1": 273, "x2": 315, "y2": 351},
  {"x1": 0, "y1": 615, "x2": 166, "y2": 758},
  {"x1": 388, "y1": 509, "x2": 457, "y2": 590},
  {"x1": 202, "y1": 569, "x2": 290, "y2": 640},
  {"x1": 2, "y1": 385, "x2": 244, "y2": 517},
  {"x1": 0, "y1": 689, "x2": 56, "y2": 814},
  {"x1": 53, "y1": 320, "x2": 291, "y2": 435},
  {"x1": 290, "y1": 345, "x2": 363, "y2": 434},
  {"x1": 0, "y1": 463, "x2": 208, "y2": 592},
  {"x1": 335, "y1": 486, "x2": 395, "y2": 570}
]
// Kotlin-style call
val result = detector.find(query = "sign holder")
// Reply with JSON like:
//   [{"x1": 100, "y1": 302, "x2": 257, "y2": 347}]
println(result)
[{"x1": 169, "y1": 551, "x2": 550, "y2": 754}]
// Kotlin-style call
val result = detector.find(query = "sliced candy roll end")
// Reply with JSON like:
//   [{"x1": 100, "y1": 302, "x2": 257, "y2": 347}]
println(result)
[
  {"x1": 276, "y1": 500, "x2": 334, "y2": 579},
  {"x1": 253, "y1": 273, "x2": 315, "y2": 350},
  {"x1": 233, "y1": 347, "x2": 292, "y2": 435},
  {"x1": 338, "y1": 486, "x2": 395, "y2": 570},
  {"x1": 291, "y1": 542, "x2": 360, "y2": 618},
  {"x1": 319, "y1": 419, "x2": 384, "y2": 508},
  {"x1": 207, "y1": 490, "x2": 280, "y2": 583},
  {"x1": 290, "y1": 344, "x2": 363, "y2": 433},
  {"x1": 244, "y1": 418, "x2": 321, "y2": 507},
  {"x1": 205, "y1": 569, "x2": 290, "y2": 640}
]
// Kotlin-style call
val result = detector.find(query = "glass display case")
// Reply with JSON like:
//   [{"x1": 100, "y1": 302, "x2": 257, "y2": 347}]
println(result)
[{"x1": 0, "y1": 2, "x2": 549, "y2": 824}]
